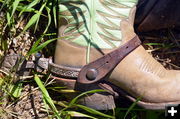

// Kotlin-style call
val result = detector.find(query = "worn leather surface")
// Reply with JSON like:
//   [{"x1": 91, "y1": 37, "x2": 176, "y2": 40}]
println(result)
[
  {"x1": 77, "y1": 36, "x2": 141, "y2": 84},
  {"x1": 55, "y1": 17, "x2": 180, "y2": 107}
]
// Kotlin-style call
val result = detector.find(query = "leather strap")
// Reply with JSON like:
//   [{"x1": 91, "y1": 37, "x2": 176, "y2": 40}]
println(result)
[
  {"x1": 0, "y1": 54, "x2": 81, "y2": 78},
  {"x1": 77, "y1": 35, "x2": 141, "y2": 84},
  {"x1": 1, "y1": 36, "x2": 141, "y2": 81},
  {"x1": 48, "y1": 62, "x2": 80, "y2": 78}
]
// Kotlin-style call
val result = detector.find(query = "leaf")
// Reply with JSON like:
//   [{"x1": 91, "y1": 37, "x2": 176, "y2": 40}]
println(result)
[
  {"x1": 23, "y1": 12, "x2": 40, "y2": 32},
  {"x1": 27, "y1": 33, "x2": 58, "y2": 56},
  {"x1": 0, "y1": 77, "x2": 4, "y2": 86},
  {"x1": 34, "y1": 74, "x2": 61, "y2": 119},
  {"x1": 23, "y1": 2, "x2": 46, "y2": 33},
  {"x1": 51, "y1": 89, "x2": 76, "y2": 93},
  {"x1": 44, "y1": 6, "x2": 51, "y2": 33},
  {"x1": 75, "y1": 104, "x2": 115, "y2": 119},
  {"x1": 10, "y1": 82, "x2": 23, "y2": 98},
  {"x1": 53, "y1": 2, "x2": 57, "y2": 27},
  {"x1": 53, "y1": 100, "x2": 68, "y2": 108},
  {"x1": 42, "y1": 96, "x2": 50, "y2": 115},
  {"x1": 27, "y1": 38, "x2": 57, "y2": 56},
  {"x1": 47, "y1": 86, "x2": 66, "y2": 90},
  {"x1": 18, "y1": 0, "x2": 40, "y2": 16},
  {"x1": 0, "y1": 0, "x2": 10, "y2": 11},
  {"x1": 11, "y1": 0, "x2": 21, "y2": 19},
  {"x1": 17, "y1": 6, "x2": 35, "y2": 13},
  {"x1": 144, "y1": 43, "x2": 164, "y2": 46},
  {"x1": 66, "y1": 111, "x2": 97, "y2": 119},
  {"x1": 34, "y1": 2, "x2": 46, "y2": 33},
  {"x1": 27, "y1": 36, "x2": 43, "y2": 55},
  {"x1": 6, "y1": 11, "x2": 11, "y2": 26}
]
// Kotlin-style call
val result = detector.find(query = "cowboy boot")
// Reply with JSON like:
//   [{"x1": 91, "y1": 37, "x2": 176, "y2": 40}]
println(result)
[
  {"x1": 54, "y1": 0, "x2": 180, "y2": 110},
  {"x1": 54, "y1": 0, "x2": 138, "y2": 110}
]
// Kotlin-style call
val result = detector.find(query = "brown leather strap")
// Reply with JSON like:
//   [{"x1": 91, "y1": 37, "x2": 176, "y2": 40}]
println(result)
[
  {"x1": 0, "y1": 54, "x2": 80, "y2": 78},
  {"x1": 48, "y1": 62, "x2": 80, "y2": 78},
  {"x1": 1, "y1": 36, "x2": 141, "y2": 81},
  {"x1": 77, "y1": 35, "x2": 141, "y2": 84}
]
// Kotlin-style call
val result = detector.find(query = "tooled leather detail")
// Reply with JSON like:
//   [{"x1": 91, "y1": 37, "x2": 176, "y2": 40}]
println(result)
[
  {"x1": 48, "y1": 63, "x2": 80, "y2": 78},
  {"x1": 59, "y1": 0, "x2": 136, "y2": 48}
]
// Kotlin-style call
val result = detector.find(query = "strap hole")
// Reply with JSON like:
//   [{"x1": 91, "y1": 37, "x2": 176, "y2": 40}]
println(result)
[
  {"x1": 126, "y1": 46, "x2": 128, "y2": 49},
  {"x1": 106, "y1": 61, "x2": 109, "y2": 64}
]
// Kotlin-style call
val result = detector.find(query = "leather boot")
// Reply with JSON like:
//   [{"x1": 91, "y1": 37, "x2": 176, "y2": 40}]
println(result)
[
  {"x1": 54, "y1": 0, "x2": 138, "y2": 110},
  {"x1": 54, "y1": 0, "x2": 180, "y2": 110}
]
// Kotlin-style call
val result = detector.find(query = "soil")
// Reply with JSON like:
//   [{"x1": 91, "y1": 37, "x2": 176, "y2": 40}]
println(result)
[{"x1": 10, "y1": 85, "x2": 48, "y2": 119}]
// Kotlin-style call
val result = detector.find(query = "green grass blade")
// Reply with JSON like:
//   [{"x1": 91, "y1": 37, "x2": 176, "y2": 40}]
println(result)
[
  {"x1": 53, "y1": 3, "x2": 57, "y2": 27},
  {"x1": 53, "y1": 100, "x2": 68, "y2": 108},
  {"x1": 27, "y1": 33, "x2": 59, "y2": 56},
  {"x1": 44, "y1": 6, "x2": 51, "y2": 33},
  {"x1": 34, "y1": 74, "x2": 61, "y2": 119},
  {"x1": 47, "y1": 86, "x2": 66, "y2": 90},
  {"x1": 0, "y1": 0, "x2": 10, "y2": 11},
  {"x1": 17, "y1": 6, "x2": 35, "y2": 13},
  {"x1": 49, "y1": 87, "x2": 76, "y2": 93},
  {"x1": 34, "y1": 2, "x2": 46, "y2": 33},
  {"x1": 69, "y1": 89, "x2": 106, "y2": 106},
  {"x1": 27, "y1": 36, "x2": 43, "y2": 55},
  {"x1": 0, "y1": 77, "x2": 4, "y2": 86},
  {"x1": 10, "y1": 82, "x2": 23, "y2": 98},
  {"x1": 6, "y1": 11, "x2": 11, "y2": 26},
  {"x1": 66, "y1": 111, "x2": 97, "y2": 119},
  {"x1": 42, "y1": 96, "x2": 50, "y2": 115},
  {"x1": 23, "y1": 2, "x2": 46, "y2": 33},
  {"x1": 75, "y1": 104, "x2": 115, "y2": 119},
  {"x1": 124, "y1": 97, "x2": 142, "y2": 119},
  {"x1": 1, "y1": 36, "x2": 8, "y2": 50},
  {"x1": 23, "y1": 12, "x2": 40, "y2": 32},
  {"x1": 27, "y1": 38, "x2": 57, "y2": 55},
  {"x1": 11, "y1": 0, "x2": 21, "y2": 19},
  {"x1": 144, "y1": 43, "x2": 164, "y2": 46},
  {"x1": 18, "y1": 0, "x2": 40, "y2": 16}
]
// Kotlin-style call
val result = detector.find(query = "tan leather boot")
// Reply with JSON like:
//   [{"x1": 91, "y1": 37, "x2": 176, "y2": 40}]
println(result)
[
  {"x1": 54, "y1": 1, "x2": 180, "y2": 110},
  {"x1": 54, "y1": 0, "x2": 139, "y2": 110}
]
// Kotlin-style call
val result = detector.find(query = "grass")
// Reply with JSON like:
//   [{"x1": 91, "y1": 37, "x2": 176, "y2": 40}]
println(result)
[{"x1": 0, "y1": 0, "x2": 170, "y2": 119}]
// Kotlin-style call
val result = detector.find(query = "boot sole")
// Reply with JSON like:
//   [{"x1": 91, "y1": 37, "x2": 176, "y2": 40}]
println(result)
[
  {"x1": 52, "y1": 76, "x2": 116, "y2": 110},
  {"x1": 53, "y1": 75, "x2": 180, "y2": 110},
  {"x1": 110, "y1": 83, "x2": 180, "y2": 110}
]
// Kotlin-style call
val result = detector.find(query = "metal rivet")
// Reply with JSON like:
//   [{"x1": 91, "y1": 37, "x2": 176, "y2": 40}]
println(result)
[{"x1": 86, "y1": 68, "x2": 98, "y2": 80}]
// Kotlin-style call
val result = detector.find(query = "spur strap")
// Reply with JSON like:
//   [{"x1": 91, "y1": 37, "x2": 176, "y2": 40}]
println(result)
[
  {"x1": 77, "y1": 35, "x2": 141, "y2": 84},
  {"x1": 1, "y1": 36, "x2": 141, "y2": 82}
]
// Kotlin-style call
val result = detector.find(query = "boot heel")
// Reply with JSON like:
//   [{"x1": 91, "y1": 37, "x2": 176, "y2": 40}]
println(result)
[{"x1": 55, "y1": 77, "x2": 116, "y2": 110}]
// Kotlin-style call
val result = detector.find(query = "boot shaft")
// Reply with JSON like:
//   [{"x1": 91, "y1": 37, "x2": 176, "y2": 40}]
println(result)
[{"x1": 58, "y1": 0, "x2": 138, "y2": 49}]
